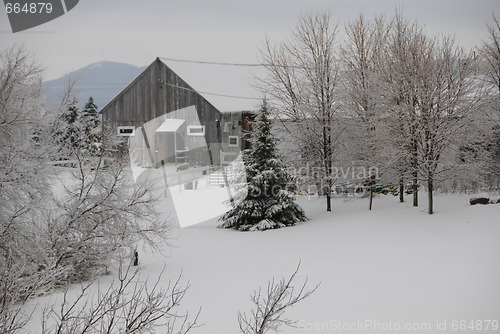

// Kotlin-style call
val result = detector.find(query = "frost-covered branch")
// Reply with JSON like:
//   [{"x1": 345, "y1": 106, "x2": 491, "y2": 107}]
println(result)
[
  {"x1": 41, "y1": 262, "x2": 201, "y2": 334},
  {"x1": 238, "y1": 262, "x2": 319, "y2": 334},
  {"x1": 258, "y1": 11, "x2": 341, "y2": 212}
]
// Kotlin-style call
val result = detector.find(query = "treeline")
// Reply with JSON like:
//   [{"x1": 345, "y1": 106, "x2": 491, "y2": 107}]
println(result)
[{"x1": 258, "y1": 11, "x2": 500, "y2": 214}]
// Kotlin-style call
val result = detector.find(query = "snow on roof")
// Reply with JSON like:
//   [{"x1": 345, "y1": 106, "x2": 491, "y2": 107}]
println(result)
[{"x1": 155, "y1": 119, "x2": 185, "y2": 133}]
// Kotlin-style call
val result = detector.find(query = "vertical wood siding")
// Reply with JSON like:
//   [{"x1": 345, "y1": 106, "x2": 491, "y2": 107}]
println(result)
[{"x1": 101, "y1": 58, "x2": 252, "y2": 166}]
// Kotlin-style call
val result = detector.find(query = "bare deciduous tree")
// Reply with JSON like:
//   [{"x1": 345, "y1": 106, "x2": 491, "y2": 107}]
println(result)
[
  {"x1": 480, "y1": 13, "x2": 500, "y2": 112},
  {"x1": 341, "y1": 14, "x2": 392, "y2": 208},
  {"x1": 415, "y1": 37, "x2": 483, "y2": 214},
  {"x1": 478, "y1": 13, "x2": 500, "y2": 186},
  {"x1": 238, "y1": 262, "x2": 319, "y2": 334},
  {"x1": 0, "y1": 45, "x2": 52, "y2": 247},
  {"x1": 41, "y1": 262, "x2": 201, "y2": 334},
  {"x1": 379, "y1": 13, "x2": 425, "y2": 207},
  {"x1": 47, "y1": 143, "x2": 173, "y2": 282},
  {"x1": 0, "y1": 45, "x2": 57, "y2": 334},
  {"x1": 1, "y1": 45, "x2": 175, "y2": 332},
  {"x1": 259, "y1": 11, "x2": 341, "y2": 212},
  {"x1": 0, "y1": 257, "x2": 62, "y2": 334},
  {"x1": 380, "y1": 13, "x2": 484, "y2": 214}
]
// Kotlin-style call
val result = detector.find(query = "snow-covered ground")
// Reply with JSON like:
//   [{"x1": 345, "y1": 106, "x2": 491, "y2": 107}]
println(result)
[
  {"x1": 132, "y1": 159, "x2": 246, "y2": 228},
  {"x1": 26, "y1": 190, "x2": 500, "y2": 333}
]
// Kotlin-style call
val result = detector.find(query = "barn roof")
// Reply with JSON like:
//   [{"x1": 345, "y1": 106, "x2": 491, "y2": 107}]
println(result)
[
  {"x1": 98, "y1": 56, "x2": 261, "y2": 116},
  {"x1": 99, "y1": 60, "x2": 155, "y2": 114},
  {"x1": 100, "y1": 57, "x2": 204, "y2": 115}
]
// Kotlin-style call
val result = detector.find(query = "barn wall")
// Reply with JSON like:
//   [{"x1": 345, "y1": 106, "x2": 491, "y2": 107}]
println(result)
[{"x1": 101, "y1": 58, "x2": 251, "y2": 167}]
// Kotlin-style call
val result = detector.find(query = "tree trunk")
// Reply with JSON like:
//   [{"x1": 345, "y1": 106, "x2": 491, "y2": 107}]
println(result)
[
  {"x1": 326, "y1": 193, "x2": 331, "y2": 211},
  {"x1": 428, "y1": 178, "x2": 434, "y2": 214},
  {"x1": 399, "y1": 177, "x2": 404, "y2": 203},
  {"x1": 369, "y1": 186, "x2": 374, "y2": 210},
  {"x1": 411, "y1": 132, "x2": 419, "y2": 207},
  {"x1": 412, "y1": 172, "x2": 418, "y2": 207}
]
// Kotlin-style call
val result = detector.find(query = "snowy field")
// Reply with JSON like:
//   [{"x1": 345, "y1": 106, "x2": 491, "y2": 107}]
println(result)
[{"x1": 25, "y1": 186, "x2": 500, "y2": 334}]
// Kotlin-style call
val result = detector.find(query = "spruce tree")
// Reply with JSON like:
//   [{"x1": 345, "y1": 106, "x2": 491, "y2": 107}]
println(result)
[
  {"x1": 219, "y1": 100, "x2": 307, "y2": 231},
  {"x1": 81, "y1": 96, "x2": 99, "y2": 123},
  {"x1": 53, "y1": 98, "x2": 81, "y2": 157},
  {"x1": 80, "y1": 96, "x2": 101, "y2": 154}
]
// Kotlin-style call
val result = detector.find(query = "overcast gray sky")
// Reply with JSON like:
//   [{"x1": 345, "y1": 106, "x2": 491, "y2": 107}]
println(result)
[{"x1": 1, "y1": 0, "x2": 499, "y2": 110}]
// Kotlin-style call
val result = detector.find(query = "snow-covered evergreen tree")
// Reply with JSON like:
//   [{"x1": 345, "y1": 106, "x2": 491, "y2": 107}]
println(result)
[
  {"x1": 81, "y1": 96, "x2": 99, "y2": 122},
  {"x1": 219, "y1": 101, "x2": 307, "y2": 231},
  {"x1": 80, "y1": 96, "x2": 101, "y2": 154},
  {"x1": 53, "y1": 98, "x2": 81, "y2": 156}
]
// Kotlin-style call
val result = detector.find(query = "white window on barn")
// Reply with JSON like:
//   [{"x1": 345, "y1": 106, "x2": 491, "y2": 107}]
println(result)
[
  {"x1": 117, "y1": 126, "x2": 135, "y2": 136},
  {"x1": 187, "y1": 125, "x2": 205, "y2": 136},
  {"x1": 228, "y1": 135, "x2": 239, "y2": 147}
]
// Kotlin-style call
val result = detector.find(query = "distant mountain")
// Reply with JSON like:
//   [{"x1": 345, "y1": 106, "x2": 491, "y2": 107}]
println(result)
[{"x1": 44, "y1": 61, "x2": 147, "y2": 111}]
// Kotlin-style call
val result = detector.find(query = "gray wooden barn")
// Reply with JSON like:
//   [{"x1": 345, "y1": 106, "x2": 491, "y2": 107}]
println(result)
[{"x1": 100, "y1": 58, "x2": 252, "y2": 168}]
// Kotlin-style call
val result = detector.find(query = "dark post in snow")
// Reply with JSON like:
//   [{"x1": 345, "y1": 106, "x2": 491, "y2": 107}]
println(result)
[{"x1": 133, "y1": 250, "x2": 139, "y2": 266}]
